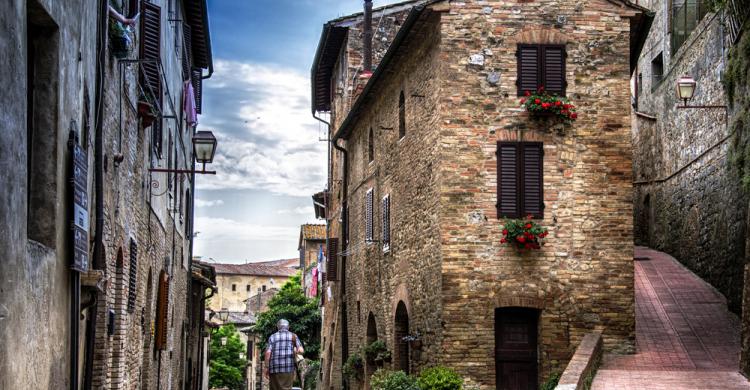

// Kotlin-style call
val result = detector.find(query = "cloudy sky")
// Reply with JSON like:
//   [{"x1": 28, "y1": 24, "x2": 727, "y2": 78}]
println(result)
[{"x1": 193, "y1": 0, "x2": 403, "y2": 263}]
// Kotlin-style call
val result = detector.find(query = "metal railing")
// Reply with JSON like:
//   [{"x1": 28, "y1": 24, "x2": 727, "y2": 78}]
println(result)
[{"x1": 726, "y1": 0, "x2": 749, "y2": 44}]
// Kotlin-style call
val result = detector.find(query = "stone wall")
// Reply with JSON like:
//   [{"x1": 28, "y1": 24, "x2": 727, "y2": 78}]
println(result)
[
  {"x1": 632, "y1": 5, "x2": 746, "y2": 314},
  {"x1": 0, "y1": 0, "x2": 98, "y2": 388},
  {"x1": 211, "y1": 274, "x2": 291, "y2": 312},
  {"x1": 437, "y1": 1, "x2": 635, "y2": 387}
]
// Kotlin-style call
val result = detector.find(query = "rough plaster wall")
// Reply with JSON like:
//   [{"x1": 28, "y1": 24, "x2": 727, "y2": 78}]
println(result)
[
  {"x1": 438, "y1": 1, "x2": 635, "y2": 387},
  {"x1": 211, "y1": 274, "x2": 291, "y2": 312},
  {"x1": 632, "y1": 6, "x2": 746, "y2": 314}
]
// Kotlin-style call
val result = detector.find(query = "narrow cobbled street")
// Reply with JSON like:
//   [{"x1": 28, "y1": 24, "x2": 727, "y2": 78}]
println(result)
[{"x1": 593, "y1": 247, "x2": 750, "y2": 389}]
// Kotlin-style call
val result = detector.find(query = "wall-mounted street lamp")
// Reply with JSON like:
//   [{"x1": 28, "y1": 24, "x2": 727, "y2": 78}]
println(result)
[
  {"x1": 676, "y1": 75, "x2": 727, "y2": 123},
  {"x1": 149, "y1": 130, "x2": 218, "y2": 175},
  {"x1": 220, "y1": 337, "x2": 228, "y2": 346},
  {"x1": 216, "y1": 310, "x2": 230, "y2": 322}
]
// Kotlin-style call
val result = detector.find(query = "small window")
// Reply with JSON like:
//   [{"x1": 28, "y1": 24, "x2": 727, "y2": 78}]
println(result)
[
  {"x1": 651, "y1": 53, "x2": 664, "y2": 88},
  {"x1": 232, "y1": 284, "x2": 236, "y2": 292},
  {"x1": 262, "y1": 285, "x2": 267, "y2": 292},
  {"x1": 497, "y1": 142, "x2": 544, "y2": 219},
  {"x1": 516, "y1": 44, "x2": 567, "y2": 96},
  {"x1": 382, "y1": 194, "x2": 390, "y2": 252},
  {"x1": 398, "y1": 91, "x2": 406, "y2": 139},
  {"x1": 246, "y1": 285, "x2": 251, "y2": 292},
  {"x1": 671, "y1": 0, "x2": 708, "y2": 54},
  {"x1": 368, "y1": 127, "x2": 374, "y2": 163},
  {"x1": 127, "y1": 239, "x2": 138, "y2": 313},
  {"x1": 365, "y1": 188, "x2": 374, "y2": 243}
]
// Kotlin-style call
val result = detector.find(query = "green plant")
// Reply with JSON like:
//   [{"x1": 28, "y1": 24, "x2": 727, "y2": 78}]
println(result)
[
  {"x1": 254, "y1": 273, "x2": 321, "y2": 359},
  {"x1": 501, "y1": 215, "x2": 549, "y2": 251},
  {"x1": 303, "y1": 360, "x2": 321, "y2": 390},
  {"x1": 343, "y1": 353, "x2": 364, "y2": 380},
  {"x1": 417, "y1": 366, "x2": 463, "y2": 390},
  {"x1": 540, "y1": 371, "x2": 561, "y2": 390},
  {"x1": 370, "y1": 369, "x2": 418, "y2": 390},
  {"x1": 520, "y1": 86, "x2": 578, "y2": 122},
  {"x1": 363, "y1": 340, "x2": 391, "y2": 362},
  {"x1": 208, "y1": 324, "x2": 246, "y2": 390}
]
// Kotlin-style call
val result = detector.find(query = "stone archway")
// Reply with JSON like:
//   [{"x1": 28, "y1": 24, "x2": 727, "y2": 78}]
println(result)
[
  {"x1": 394, "y1": 301, "x2": 410, "y2": 374},
  {"x1": 364, "y1": 312, "x2": 379, "y2": 389}
]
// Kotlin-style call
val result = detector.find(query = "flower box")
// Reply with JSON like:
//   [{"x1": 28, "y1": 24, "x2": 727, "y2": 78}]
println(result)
[
  {"x1": 520, "y1": 86, "x2": 578, "y2": 123},
  {"x1": 501, "y1": 215, "x2": 549, "y2": 251}
]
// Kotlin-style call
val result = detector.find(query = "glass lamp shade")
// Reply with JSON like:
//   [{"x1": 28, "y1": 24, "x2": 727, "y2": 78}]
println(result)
[
  {"x1": 220, "y1": 337, "x2": 228, "y2": 346},
  {"x1": 677, "y1": 75, "x2": 696, "y2": 101},
  {"x1": 193, "y1": 130, "x2": 217, "y2": 164}
]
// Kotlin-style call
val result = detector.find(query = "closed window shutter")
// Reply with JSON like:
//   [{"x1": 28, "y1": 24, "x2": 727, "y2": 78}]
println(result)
[
  {"x1": 522, "y1": 143, "x2": 544, "y2": 218},
  {"x1": 127, "y1": 240, "x2": 138, "y2": 313},
  {"x1": 542, "y1": 45, "x2": 566, "y2": 96},
  {"x1": 139, "y1": 1, "x2": 162, "y2": 102},
  {"x1": 382, "y1": 195, "x2": 390, "y2": 251},
  {"x1": 517, "y1": 45, "x2": 540, "y2": 96},
  {"x1": 497, "y1": 143, "x2": 519, "y2": 218},
  {"x1": 155, "y1": 270, "x2": 169, "y2": 350},
  {"x1": 326, "y1": 238, "x2": 338, "y2": 281},
  {"x1": 365, "y1": 189, "x2": 374, "y2": 242},
  {"x1": 182, "y1": 24, "x2": 192, "y2": 80}
]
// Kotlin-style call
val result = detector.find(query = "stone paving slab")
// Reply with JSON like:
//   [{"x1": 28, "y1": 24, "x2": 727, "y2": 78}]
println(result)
[{"x1": 591, "y1": 247, "x2": 750, "y2": 389}]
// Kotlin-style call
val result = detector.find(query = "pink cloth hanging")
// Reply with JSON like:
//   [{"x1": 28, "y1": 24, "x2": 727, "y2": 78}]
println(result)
[
  {"x1": 184, "y1": 80, "x2": 197, "y2": 126},
  {"x1": 311, "y1": 268, "x2": 318, "y2": 296}
]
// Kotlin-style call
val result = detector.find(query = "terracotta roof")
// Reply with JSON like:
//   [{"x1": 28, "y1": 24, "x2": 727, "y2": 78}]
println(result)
[
  {"x1": 211, "y1": 262, "x2": 298, "y2": 277},
  {"x1": 256, "y1": 258, "x2": 299, "y2": 268}
]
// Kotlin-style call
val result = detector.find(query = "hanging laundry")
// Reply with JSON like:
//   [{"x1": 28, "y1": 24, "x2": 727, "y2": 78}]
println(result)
[
  {"x1": 311, "y1": 267, "x2": 318, "y2": 296},
  {"x1": 183, "y1": 80, "x2": 197, "y2": 126}
]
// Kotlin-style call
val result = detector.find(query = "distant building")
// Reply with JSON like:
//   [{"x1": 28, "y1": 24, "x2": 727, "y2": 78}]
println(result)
[
  {"x1": 206, "y1": 258, "x2": 298, "y2": 312},
  {"x1": 299, "y1": 224, "x2": 326, "y2": 297}
]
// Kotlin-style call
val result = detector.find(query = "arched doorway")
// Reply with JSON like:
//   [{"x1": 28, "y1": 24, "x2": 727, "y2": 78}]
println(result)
[
  {"x1": 394, "y1": 302, "x2": 409, "y2": 373},
  {"x1": 365, "y1": 312, "x2": 379, "y2": 389},
  {"x1": 495, "y1": 307, "x2": 539, "y2": 390}
]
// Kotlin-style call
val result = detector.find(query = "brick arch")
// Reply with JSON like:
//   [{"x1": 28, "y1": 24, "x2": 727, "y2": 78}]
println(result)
[
  {"x1": 512, "y1": 28, "x2": 568, "y2": 45},
  {"x1": 494, "y1": 296, "x2": 546, "y2": 310},
  {"x1": 391, "y1": 283, "x2": 412, "y2": 316}
]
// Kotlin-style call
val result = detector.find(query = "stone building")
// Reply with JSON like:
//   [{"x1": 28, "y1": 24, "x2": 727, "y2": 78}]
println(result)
[
  {"x1": 299, "y1": 224, "x2": 327, "y2": 297},
  {"x1": 0, "y1": 0, "x2": 215, "y2": 389},
  {"x1": 630, "y1": 0, "x2": 750, "y2": 376},
  {"x1": 311, "y1": 0, "x2": 651, "y2": 388},
  {"x1": 207, "y1": 259, "x2": 298, "y2": 312}
]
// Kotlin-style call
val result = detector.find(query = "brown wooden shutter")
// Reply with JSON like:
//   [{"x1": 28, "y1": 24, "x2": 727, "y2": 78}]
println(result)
[
  {"x1": 497, "y1": 143, "x2": 520, "y2": 218},
  {"x1": 522, "y1": 143, "x2": 544, "y2": 219},
  {"x1": 139, "y1": 1, "x2": 162, "y2": 102},
  {"x1": 517, "y1": 45, "x2": 540, "y2": 96},
  {"x1": 182, "y1": 24, "x2": 192, "y2": 80},
  {"x1": 542, "y1": 45, "x2": 566, "y2": 96},
  {"x1": 155, "y1": 270, "x2": 169, "y2": 350},
  {"x1": 326, "y1": 238, "x2": 338, "y2": 281},
  {"x1": 127, "y1": 240, "x2": 138, "y2": 313},
  {"x1": 382, "y1": 195, "x2": 390, "y2": 250},
  {"x1": 365, "y1": 189, "x2": 374, "y2": 242}
]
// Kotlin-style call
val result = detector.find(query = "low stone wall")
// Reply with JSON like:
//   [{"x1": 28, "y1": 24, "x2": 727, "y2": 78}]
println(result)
[{"x1": 555, "y1": 332, "x2": 603, "y2": 390}]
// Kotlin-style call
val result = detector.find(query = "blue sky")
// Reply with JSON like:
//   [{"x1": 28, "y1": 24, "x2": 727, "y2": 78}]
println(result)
[{"x1": 193, "y1": 0, "x2": 403, "y2": 263}]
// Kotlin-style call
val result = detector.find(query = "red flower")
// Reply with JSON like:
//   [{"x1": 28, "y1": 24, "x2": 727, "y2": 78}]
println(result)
[
  {"x1": 570, "y1": 112, "x2": 578, "y2": 119},
  {"x1": 525, "y1": 90, "x2": 531, "y2": 96},
  {"x1": 524, "y1": 243, "x2": 532, "y2": 249},
  {"x1": 517, "y1": 236, "x2": 526, "y2": 243},
  {"x1": 500, "y1": 238, "x2": 507, "y2": 243},
  {"x1": 502, "y1": 229, "x2": 508, "y2": 235},
  {"x1": 534, "y1": 98, "x2": 541, "y2": 104},
  {"x1": 520, "y1": 98, "x2": 526, "y2": 105},
  {"x1": 563, "y1": 104, "x2": 571, "y2": 109},
  {"x1": 541, "y1": 103, "x2": 550, "y2": 109},
  {"x1": 525, "y1": 223, "x2": 532, "y2": 229},
  {"x1": 555, "y1": 101, "x2": 562, "y2": 106}
]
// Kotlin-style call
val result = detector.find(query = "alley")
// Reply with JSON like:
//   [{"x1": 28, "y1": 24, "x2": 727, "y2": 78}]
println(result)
[{"x1": 592, "y1": 247, "x2": 750, "y2": 389}]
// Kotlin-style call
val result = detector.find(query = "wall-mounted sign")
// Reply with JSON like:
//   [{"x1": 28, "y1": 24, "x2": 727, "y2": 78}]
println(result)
[{"x1": 71, "y1": 142, "x2": 89, "y2": 272}]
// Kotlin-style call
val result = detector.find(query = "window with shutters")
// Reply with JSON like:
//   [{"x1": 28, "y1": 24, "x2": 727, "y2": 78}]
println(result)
[
  {"x1": 382, "y1": 194, "x2": 390, "y2": 252},
  {"x1": 365, "y1": 188, "x2": 374, "y2": 243},
  {"x1": 497, "y1": 142, "x2": 544, "y2": 219},
  {"x1": 140, "y1": 1, "x2": 162, "y2": 156},
  {"x1": 127, "y1": 239, "x2": 138, "y2": 313},
  {"x1": 398, "y1": 91, "x2": 406, "y2": 139},
  {"x1": 368, "y1": 127, "x2": 374, "y2": 163},
  {"x1": 516, "y1": 44, "x2": 566, "y2": 96},
  {"x1": 327, "y1": 238, "x2": 339, "y2": 281},
  {"x1": 155, "y1": 270, "x2": 169, "y2": 350}
]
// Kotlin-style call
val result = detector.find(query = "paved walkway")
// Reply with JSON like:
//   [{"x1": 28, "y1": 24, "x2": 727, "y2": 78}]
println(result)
[{"x1": 592, "y1": 247, "x2": 750, "y2": 389}]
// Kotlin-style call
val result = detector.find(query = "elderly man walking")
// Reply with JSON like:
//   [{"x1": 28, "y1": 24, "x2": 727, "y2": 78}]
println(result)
[{"x1": 263, "y1": 319, "x2": 304, "y2": 390}]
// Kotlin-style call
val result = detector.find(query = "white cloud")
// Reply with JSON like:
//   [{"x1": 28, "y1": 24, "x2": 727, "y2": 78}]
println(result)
[
  {"x1": 194, "y1": 199, "x2": 225, "y2": 208},
  {"x1": 277, "y1": 206, "x2": 315, "y2": 215},
  {"x1": 194, "y1": 217, "x2": 298, "y2": 242},
  {"x1": 196, "y1": 60, "x2": 327, "y2": 196}
]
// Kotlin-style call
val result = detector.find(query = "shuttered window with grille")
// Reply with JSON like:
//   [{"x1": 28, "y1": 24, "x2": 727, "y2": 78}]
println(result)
[
  {"x1": 326, "y1": 238, "x2": 338, "y2": 281},
  {"x1": 140, "y1": 1, "x2": 162, "y2": 156},
  {"x1": 155, "y1": 270, "x2": 169, "y2": 350},
  {"x1": 382, "y1": 194, "x2": 390, "y2": 252},
  {"x1": 496, "y1": 142, "x2": 544, "y2": 219},
  {"x1": 365, "y1": 188, "x2": 374, "y2": 243},
  {"x1": 127, "y1": 239, "x2": 138, "y2": 313},
  {"x1": 516, "y1": 44, "x2": 566, "y2": 96}
]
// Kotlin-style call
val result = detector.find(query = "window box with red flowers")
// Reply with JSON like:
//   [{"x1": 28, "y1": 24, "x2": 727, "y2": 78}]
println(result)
[
  {"x1": 520, "y1": 87, "x2": 578, "y2": 123},
  {"x1": 501, "y1": 215, "x2": 549, "y2": 251}
]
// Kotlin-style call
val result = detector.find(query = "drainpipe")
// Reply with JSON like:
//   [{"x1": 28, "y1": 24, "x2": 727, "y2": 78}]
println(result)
[
  {"x1": 363, "y1": 0, "x2": 373, "y2": 73},
  {"x1": 83, "y1": 0, "x2": 108, "y2": 389}
]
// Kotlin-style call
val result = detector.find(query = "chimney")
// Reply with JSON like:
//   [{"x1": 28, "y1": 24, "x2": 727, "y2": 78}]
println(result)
[{"x1": 363, "y1": 0, "x2": 373, "y2": 74}]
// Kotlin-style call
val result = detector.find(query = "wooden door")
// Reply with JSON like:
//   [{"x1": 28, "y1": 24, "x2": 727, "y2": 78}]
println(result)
[{"x1": 495, "y1": 308, "x2": 538, "y2": 390}]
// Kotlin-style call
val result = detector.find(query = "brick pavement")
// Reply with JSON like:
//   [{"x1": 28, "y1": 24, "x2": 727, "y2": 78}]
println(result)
[{"x1": 591, "y1": 247, "x2": 750, "y2": 389}]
